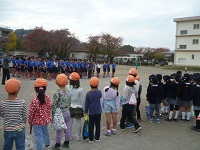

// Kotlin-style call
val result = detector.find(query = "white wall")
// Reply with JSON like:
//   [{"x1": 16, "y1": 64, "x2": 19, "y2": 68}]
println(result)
[
  {"x1": 176, "y1": 36, "x2": 200, "y2": 50},
  {"x1": 11, "y1": 51, "x2": 38, "y2": 57},
  {"x1": 175, "y1": 51, "x2": 200, "y2": 66},
  {"x1": 70, "y1": 52, "x2": 88, "y2": 59},
  {"x1": 177, "y1": 20, "x2": 200, "y2": 35}
]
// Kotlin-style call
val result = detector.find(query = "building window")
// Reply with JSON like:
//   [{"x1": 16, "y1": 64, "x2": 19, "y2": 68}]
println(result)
[
  {"x1": 72, "y1": 53, "x2": 75, "y2": 58},
  {"x1": 178, "y1": 58, "x2": 186, "y2": 64},
  {"x1": 192, "y1": 54, "x2": 194, "y2": 59},
  {"x1": 180, "y1": 30, "x2": 187, "y2": 34},
  {"x1": 193, "y1": 39, "x2": 199, "y2": 44},
  {"x1": 194, "y1": 24, "x2": 200, "y2": 29},
  {"x1": 179, "y1": 45, "x2": 187, "y2": 49}
]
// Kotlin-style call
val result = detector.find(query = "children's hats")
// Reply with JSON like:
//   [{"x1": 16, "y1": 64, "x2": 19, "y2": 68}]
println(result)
[
  {"x1": 183, "y1": 73, "x2": 190, "y2": 82},
  {"x1": 69, "y1": 72, "x2": 80, "y2": 81},
  {"x1": 111, "y1": 77, "x2": 120, "y2": 85},
  {"x1": 149, "y1": 74, "x2": 155, "y2": 80},
  {"x1": 89, "y1": 77, "x2": 99, "y2": 87},
  {"x1": 156, "y1": 74, "x2": 162, "y2": 81},
  {"x1": 176, "y1": 70, "x2": 182, "y2": 75},
  {"x1": 195, "y1": 75, "x2": 200, "y2": 83},
  {"x1": 129, "y1": 68, "x2": 137, "y2": 76},
  {"x1": 56, "y1": 73, "x2": 68, "y2": 86},
  {"x1": 135, "y1": 75, "x2": 140, "y2": 81},
  {"x1": 126, "y1": 75, "x2": 135, "y2": 82},
  {"x1": 5, "y1": 78, "x2": 21, "y2": 94},
  {"x1": 34, "y1": 78, "x2": 48, "y2": 87},
  {"x1": 150, "y1": 76, "x2": 158, "y2": 84}
]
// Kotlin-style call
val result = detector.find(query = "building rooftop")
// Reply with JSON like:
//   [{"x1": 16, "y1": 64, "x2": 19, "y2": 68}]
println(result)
[{"x1": 174, "y1": 16, "x2": 200, "y2": 22}]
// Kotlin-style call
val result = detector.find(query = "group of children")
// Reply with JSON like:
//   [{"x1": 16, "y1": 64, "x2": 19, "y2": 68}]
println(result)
[
  {"x1": 0, "y1": 55, "x2": 117, "y2": 80},
  {"x1": 146, "y1": 71, "x2": 200, "y2": 132},
  {"x1": 0, "y1": 67, "x2": 142, "y2": 150}
]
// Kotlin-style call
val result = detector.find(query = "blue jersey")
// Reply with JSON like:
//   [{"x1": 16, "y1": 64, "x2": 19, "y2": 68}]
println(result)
[
  {"x1": 112, "y1": 64, "x2": 116, "y2": 69},
  {"x1": 47, "y1": 61, "x2": 53, "y2": 68},
  {"x1": 28, "y1": 61, "x2": 34, "y2": 67},
  {"x1": 73, "y1": 62, "x2": 79, "y2": 69},
  {"x1": 103, "y1": 64, "x2": 107, "y2": 69}
]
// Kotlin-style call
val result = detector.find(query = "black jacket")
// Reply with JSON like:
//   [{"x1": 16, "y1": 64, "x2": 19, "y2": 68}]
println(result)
[
  {"x1": 147, "y1": 85, "x2": 163, "y2": 104},
  {"x1": 191, "y1": 84, "x2": 200, "y2": 106}
]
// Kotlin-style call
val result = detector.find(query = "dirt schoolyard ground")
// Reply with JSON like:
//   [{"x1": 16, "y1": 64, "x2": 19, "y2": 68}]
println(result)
[{"x1": 0, "y1": 65, "x2": 199, "y2": 150}]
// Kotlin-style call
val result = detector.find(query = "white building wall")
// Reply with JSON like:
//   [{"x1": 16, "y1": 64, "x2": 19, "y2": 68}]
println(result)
[
  {"x1": 176, "y1": 36, "x2": 200, "y2": 50},
  {"x1": 174, "y1": 17, "x2": 200, "y2": 66},
  {"x1": 175, "y1": 51, "x2": 200, "y2": 66},
  {"x1": 177, "y1": 20, "x2": 200, "y2": 35}
]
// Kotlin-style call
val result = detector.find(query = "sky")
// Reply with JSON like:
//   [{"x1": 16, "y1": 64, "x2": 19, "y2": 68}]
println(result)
[{"x1": 0, "y1": 0, "x2": 200, "y2": 50}]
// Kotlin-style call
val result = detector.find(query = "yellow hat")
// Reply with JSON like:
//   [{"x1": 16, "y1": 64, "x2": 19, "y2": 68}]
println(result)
[
  {"x1": 56, "y1": 74, "x2": 68, "y2": 86},
  {"x1": 111, "y1": 77, "x2": 120, "y2": 86},
  {"x1": 34, "y1": 78, "x2": 48, "y2": 87},
  {"x1": 69, "y1": 72, "x2": 80, "y2": 81},
  {"x1": 5, "y1": 78, "x2": 21, "y2": 94},
  {"x1": 90, "y1": 77, "x2": 99, "y2": 87}
]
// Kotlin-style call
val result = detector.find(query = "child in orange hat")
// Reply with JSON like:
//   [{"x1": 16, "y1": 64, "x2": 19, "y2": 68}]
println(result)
[
  {"x1": 0, "y1": 78, "x2": 27, "y2": 150},
  {"x1": 68, "y1": 72, "x2": 85, "y2": 141},
  {"x1": 85, "y1": 77, "x2": 102, "y2": 143},
  {"x1": 102, "y1": 77, "x2": 121, "y2": 136},
  {"x1": 120, "y1": 75, "x2": 142, "y2": 133},
  {"x1": 28, "y1": 78, "x2": 51, "y2": 150},
  {"x1": 52, "y1": 73, "x2": 71, "y2": 149}
]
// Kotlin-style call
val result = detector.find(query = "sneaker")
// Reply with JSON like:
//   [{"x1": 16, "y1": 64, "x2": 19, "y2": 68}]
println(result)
[
  {"x1": 133, "y1": 126, "x2": 142, "y2": 133},
  {"x1": 111, "y1": 129, "x2": 117, "y2": 134},
  {"x1": 165, "y1": 118, "x2": 172, "y2": 122},
  {"x1": 94, "y1": 138, "x2": 100, "y2": 142},
  {"x1": 53, "y1": 143, "x2": 61, "y2": 150},
  {"x1": 104, "y1": 130, "x2": 111, "y2": 136},
  {"x1": 126, "y1": 123, "x2": 134, "y2": 128},
  {"x1": 137, "y1": 119, "x2": 142, "y2": 122},
  {"x1": 191, "y1": 126, "x2": 200, "y2": 132},
  {"x1": 89, "y1": 140, "x2": 93, "y2": 144},
  {"x1": 43, "y1": 145, "x2": 50, "y2": 150},
  {"x1": 156, "y1": 119, "x2": 160, "y2": 123},
  {"x1": 181, "y1": 118, "x2": 186, "y2": 122},
  {"x1": 173, "y1": 118, "x2": 177, "y2": 122},
  {"x1": 149, "y1": 118, "x2": 154, "y2": 123},
  {"x1": 62, "y1": 141, "x2": 69, "y2": 148}
]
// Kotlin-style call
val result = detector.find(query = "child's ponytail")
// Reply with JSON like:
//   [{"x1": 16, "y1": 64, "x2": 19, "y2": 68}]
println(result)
[{"x1": 35, "y1": 86, "x2": 46, "y2": 105}]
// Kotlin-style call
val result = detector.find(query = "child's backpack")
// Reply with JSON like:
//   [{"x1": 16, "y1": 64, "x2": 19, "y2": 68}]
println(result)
[{"x1": 145, "y1": 105, "x2": 150, "y2": 119}]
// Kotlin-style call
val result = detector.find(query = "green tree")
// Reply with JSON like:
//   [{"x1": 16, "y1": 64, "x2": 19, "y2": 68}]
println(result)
[
  {"x1": 154, "y1": 53, "x2": 164, "y2": 64},
  {"x1": 6, "y1": 32, "x2": 17, "y2": 50}
]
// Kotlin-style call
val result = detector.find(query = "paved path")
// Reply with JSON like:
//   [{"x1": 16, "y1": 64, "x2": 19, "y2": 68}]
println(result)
[{"x1": 0, "y1": 66, "x2": 199, "y2": 150}]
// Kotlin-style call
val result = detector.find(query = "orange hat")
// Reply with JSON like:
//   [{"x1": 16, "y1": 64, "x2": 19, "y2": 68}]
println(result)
[
  {"x1": 34, "y1": 78, "x2": 48, "y2": 87},
  {"x1": 126, "y1": 75, "x2": 135, "y2": 82},
  {"x1": 90, "y1": 77, "x2": 99, "y2": 87},
  {"x1": 56, "y1": 73, "x2": 68, "y2": 86},
  {"x1": 135, "y1": 75, "x2": 140, "y2": 81},
  {"x1": 111, "y1": 77, "x2": 120, "y2": 86},
  {"x1": 129, "y1": 68, "x2": 137, "y2": 76},
  {"x1": 69, "y1": 72, "x2": 80, "y2": 81},
  {"x1": 5, "y1": 78, "x2": 21, "y2": 94}
]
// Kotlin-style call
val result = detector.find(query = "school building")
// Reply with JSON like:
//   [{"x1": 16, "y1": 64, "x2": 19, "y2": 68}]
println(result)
[{"x1": 174, "y1": 16, "x2": 200, "y2": 66}]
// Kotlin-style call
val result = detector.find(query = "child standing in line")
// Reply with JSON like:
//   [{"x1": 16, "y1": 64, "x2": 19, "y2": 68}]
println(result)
[
  {"x1": 112, "y1": 62, "x2": 116, "y2": 77},
  {"x1": 106, "y1": 62, "x2": 110, "y2": 77},
  {"x1": 103, "y1": 62, "x2": 107, "y2": 78},
  {"x1": 102, "y1": 77, "x2": 120, "y2": 136},
  {"x1": 52, "y1": 74, "x2": 71, "y2": 149},
  {"x1": 68, "y1": 72, "x2": 85, "y2": 141},
  {"x1": 0, "y1": 78, "x2": 27, "y2": 150},
  {"x1": 28, "y1": 78, "x2": 51, "y2": 150},
  {"x1": 146, "y1": 76, "x2": 164, "y2": 123},
  {"x1": 85, "y1": 77, "x2": 102, "y2": 143},
  {"x1": 96, "y1": 60, "x2": 101, "y2": 78},
  {"x1": 120, "y1": 75, "x2": 142, "y2": 133},
  {"x1": 191, "y1": 75, "x2": 200, "y2": 131},
  {"x1": 135, "y1": 75, "x2": 142, "y2": 121},
  {"x1": 178, "y1": 74, "x2": 193, "y2": 121}
]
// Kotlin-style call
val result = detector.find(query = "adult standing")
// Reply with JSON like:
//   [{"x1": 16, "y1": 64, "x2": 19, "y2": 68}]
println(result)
[{"x1": 2, "y1": 50, "x2": 11, "y2": 85}]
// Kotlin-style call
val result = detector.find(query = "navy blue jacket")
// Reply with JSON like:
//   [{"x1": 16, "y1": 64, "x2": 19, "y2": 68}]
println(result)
[
  {"x1": 165, "y1": 80, "x2": 178, "y2": 99},
  {"x1": 85, "y1": 90, "x2": 102, "y2": 115},
  {"x1": 178, "y1": 82, "x2": 193, "y2": 101},
  {"x1": 146, "y1": 85, "x2": 163, "y2": 104},
  {"x1": 191, "y1": 84, "x2": 200, "y2": 106}
]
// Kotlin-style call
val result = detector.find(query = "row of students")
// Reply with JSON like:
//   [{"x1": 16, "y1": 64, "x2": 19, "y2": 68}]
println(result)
[
  {"x1": 146, "y1": 71, "x2": 200, "y2": 132},
  {"x1": 6, "y1": 56, "x2": 117, "y2": 80}
]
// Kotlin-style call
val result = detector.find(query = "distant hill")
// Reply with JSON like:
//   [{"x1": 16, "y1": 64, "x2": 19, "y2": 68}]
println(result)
[{"x1": 14, "y1": 29, "x2": 33, "y2": 39}]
